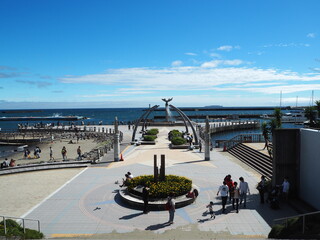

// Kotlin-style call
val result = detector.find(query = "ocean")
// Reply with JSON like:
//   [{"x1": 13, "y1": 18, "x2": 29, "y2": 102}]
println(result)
[{"x1": 0, "y1": 107, "x2": 301, "y2": 158}]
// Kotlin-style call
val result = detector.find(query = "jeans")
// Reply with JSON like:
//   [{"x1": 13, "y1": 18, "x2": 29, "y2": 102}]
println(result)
[
  {"x1": 221, "y1": 196, "x2": 228, "y2": 211},
  {"x1": 169, "y1": 209, "x2": 175, "y2": 222},
  {"x1": 240, "y1": 193, "x2": 247, "y2": 206}
]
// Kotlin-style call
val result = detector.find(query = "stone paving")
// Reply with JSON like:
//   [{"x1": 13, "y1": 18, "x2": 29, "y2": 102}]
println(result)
[{"x1": 22, "y1": 126, "x2": 298, "y2": 239}]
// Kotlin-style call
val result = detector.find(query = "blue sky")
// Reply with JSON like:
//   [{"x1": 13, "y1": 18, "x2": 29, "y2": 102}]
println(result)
[{"x1": 1, "y1": 0, "x2": 320, "y2": 109}]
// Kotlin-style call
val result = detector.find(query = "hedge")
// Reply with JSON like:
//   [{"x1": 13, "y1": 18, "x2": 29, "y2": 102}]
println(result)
[
  {"x1": 143, "y1": 135, "x2": 157, "y2": 141},
  {"x1": 146, "y1": 128, "x2": 159, "y2": 135},
  {"x1": 171, "y1": 136, "x2": 187, "y2": 145},
  {"x1": 126, "y1": 174, "x2": 192, "y2": 199}
]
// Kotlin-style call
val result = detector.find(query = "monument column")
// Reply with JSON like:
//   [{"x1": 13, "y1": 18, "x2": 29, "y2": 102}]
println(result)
[
  {"x1": 114, "y1": 116, "x2": 120, "y2": 162},
  {"x1": 205, "y1": 116, "x2": 211, "y2": 161}
]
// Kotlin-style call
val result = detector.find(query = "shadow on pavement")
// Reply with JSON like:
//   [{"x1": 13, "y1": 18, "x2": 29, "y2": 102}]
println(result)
[
  {"x1": 174, "y1": 159, "x2": 209, "y2": 165},
  {"x1": 119, "y1": 212, "x2": 144, "y2": 220},
  {"x1": 145, "y1": 222, "x2": 172, "y2": 231}
]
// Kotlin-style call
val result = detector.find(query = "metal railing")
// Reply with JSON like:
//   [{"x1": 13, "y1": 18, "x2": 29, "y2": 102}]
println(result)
[
  {"x1": 221, "y1": 133, "x2": 265, "y2": 150},
  {"x1": 274, "y1": 210, "x2": 320, "y2": 234},
  {"x1": 1, "y1": 215, "x2": 41, "y2": 234}
]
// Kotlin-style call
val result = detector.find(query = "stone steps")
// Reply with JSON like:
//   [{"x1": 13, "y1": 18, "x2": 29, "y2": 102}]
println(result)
[{"x1": 228, "y1": 143, "x2": 273, "y2": 179}]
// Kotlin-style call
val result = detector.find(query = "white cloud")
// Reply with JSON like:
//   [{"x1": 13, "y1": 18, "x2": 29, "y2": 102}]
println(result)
[
  {"x1": 217, "y1": 45, "x2": 240, "y2": 52},
  {"x1": 209, "y1": 52, "x2": 221, "y2": 58},
  {"x1": 185, "y1": 52, "x2": 197, "y2": 56},
  {"x1": 171, "y1": 60, "x2": 183, "y2": 67},
  {"x1": 60, "y1": 65, "x2": 320, "y2": 97},
  {"x1": 217, "y1": 45, "x2": 233, "y2": 51},
  {"x1": 201, "y1": 59, "x2": 243, "y2": 68},
  {"x1": 263, "y1": 43, "x2": 310, "y2": 48},
  {"x1": 307, "y1": 33, "x2": 316, "y2": 38}
]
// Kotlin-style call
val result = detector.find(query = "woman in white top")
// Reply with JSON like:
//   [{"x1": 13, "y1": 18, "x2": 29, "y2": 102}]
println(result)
[{"x1": 232, "y1": 182, "x2": 240, "y2": 213}]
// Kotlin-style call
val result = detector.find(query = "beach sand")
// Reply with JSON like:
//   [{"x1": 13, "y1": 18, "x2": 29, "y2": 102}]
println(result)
[
  {"x1": 0, "y1": 168, "x2": 85, "y2": 217},
  {"x1": 1, "y1": 137, "x2": 100, "y2": 166}
]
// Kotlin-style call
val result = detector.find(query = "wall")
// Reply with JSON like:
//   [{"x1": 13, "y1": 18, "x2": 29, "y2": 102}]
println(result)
[
  {"x1": 272, "y1": 129, "x2": 300, "y2": 197},
  {"x1": 300, "y1": 129, "x2": 320, "y2": 210}
]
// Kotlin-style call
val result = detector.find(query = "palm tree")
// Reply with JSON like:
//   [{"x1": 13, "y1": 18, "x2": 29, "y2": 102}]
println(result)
[
  {"x1": 273, "y1": 108, "x2": 282, "y2": 128},
  {"x1": 305, "y1": 106, "x2": 317, "y2": 127}
]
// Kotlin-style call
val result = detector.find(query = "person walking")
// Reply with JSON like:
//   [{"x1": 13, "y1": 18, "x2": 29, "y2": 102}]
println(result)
[
  {"x1": 281, "y1": 177, "x2": 290, "y2": 201},
  {"x1": 167, "y1": 193, "x2": 175, "y2": 224},
  {"x1": 77, "y1": 146, "x2": 82, "y2": 160},
  {"x1": 49, "y1": 146, "x2": 54, "y2": 160},
  {"x1": 61, "y1": 146, "x2": 67, "y2": 161},
  {"x1": 206, "y1": 201, "x2": 215, "y2": 219},
  {"x1": 232, "y1": 182, "x2": 240, "y2": 213},
  {"x1": 199, "y1": 140, "x2": 202, "y2": 152},
  {"x1": 217, "y1": 181, "x2": 229, "y2": 213},
  {"x1": 142, "y1": 186, "x2": 149, "y2": 214},
  {"x1": 239, "y1": 177, "x2": 250, "y2": 208},
  {"x1": 257, "y1": 175, "x2": 266, "y2": 204},
  {"x1": 224, "y1": 174, "x2": 234, "y2": 203}
]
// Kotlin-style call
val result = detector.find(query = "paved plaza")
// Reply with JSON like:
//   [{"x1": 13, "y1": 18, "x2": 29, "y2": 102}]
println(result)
[{"x1": 21, "y1": 126, "x2": 298, "y2": 239}]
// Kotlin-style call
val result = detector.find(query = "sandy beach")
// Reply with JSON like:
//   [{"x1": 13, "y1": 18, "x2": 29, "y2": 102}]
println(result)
[{"x1": 0, "y1": 127, "x2": 111, "y2": 166}]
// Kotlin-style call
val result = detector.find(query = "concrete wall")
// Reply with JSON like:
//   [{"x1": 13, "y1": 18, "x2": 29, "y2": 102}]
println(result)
[
  {"x1": 272, "y1": 129, "x2": 300, "y2": 197},
  {"x1": 300, "y1": 129, "x2": 320, "y2": 210}
]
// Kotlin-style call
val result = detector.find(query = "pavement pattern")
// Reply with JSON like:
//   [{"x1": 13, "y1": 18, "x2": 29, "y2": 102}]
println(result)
[{"x1": 22, "y1": 126, "x2": 298, "y2": 239}]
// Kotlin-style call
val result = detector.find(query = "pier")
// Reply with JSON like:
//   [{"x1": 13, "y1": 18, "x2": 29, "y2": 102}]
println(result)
[{"x1": 198, "y1": 120, "x2": 260, "y2": 138}]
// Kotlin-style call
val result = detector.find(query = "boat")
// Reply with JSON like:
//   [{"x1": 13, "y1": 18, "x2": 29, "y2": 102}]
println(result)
[
  {"x1": 260, "y1": 114, "x2": 271, "y2": 119},
  {"x1": 281, "y1": 109, "x2": 307, "y2": 123}
]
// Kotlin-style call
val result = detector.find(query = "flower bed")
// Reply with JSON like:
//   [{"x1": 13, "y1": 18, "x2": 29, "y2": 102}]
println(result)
[{"x1": 126, "y1": 174, "x2": 192, "y2": 199}]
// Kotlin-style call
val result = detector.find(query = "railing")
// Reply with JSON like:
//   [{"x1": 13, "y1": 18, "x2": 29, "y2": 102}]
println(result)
[
  {"x1": 221, "y1": 133, "x2": 265, "y2": 150},
  {"x1": 1, "y1": 215, "x2": 41, "y2": 234},
  {"x1": 274, "y1": 210, "x2": 320, "y2": 234},
  {"x1": 197, "y1": 120, "x2": 260, "y2": 140}
]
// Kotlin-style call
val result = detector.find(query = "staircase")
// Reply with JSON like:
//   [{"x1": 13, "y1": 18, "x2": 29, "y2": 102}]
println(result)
[{"x1": 228, "y1": 143, "x2": 273, "y2": 179}]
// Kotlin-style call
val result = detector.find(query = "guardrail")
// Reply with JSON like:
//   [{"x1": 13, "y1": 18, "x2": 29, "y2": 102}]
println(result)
[
  {"x1": 1, "y1": 215, "x2": 41, "y2": 234},
  {"x1": 221, "y1": 133, "x2": 265, "y2": 150},
  {"x1": 274, "y1": 210, "x2": 320, "y2": 234}
]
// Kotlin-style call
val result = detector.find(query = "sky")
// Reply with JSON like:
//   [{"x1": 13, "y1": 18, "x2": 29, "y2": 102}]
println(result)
[{"x1": 1, "y1": 0, "x2": 320, "y2": 109}]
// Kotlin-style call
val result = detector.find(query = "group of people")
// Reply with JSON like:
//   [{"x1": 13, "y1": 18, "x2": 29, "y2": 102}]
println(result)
[
  {"x1": 1, "y1": 158, "x2": 16, "y2": 168},
  {"x1": 23, "y1": 146, "x2": 41, "y2": 159},
  {"x1": 216, "y1": 174, "x2": 250, "y2": 214},
  {"x1": 257, "y1": 175, "x2": 290, "y2": 209}
]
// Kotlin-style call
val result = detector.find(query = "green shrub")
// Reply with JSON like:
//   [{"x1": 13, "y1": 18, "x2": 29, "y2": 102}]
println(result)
[
  {"x1": 25, "y1": 228, "x2": 44, "y2": 239},
  {"x1": 127, "y1": 174, "x2": 192, "y2": 199},
  {"x1": 146, "y1": 128, "x2": 159, "y2": 135},
  {"x1": 0, "y1": 219, "x2": 44, "y2": 239},
  {"x1": 171, "y1": 136, "x2": 187, "y2": 145},
  {"x1": 170, "y1": 129, "x2": 182, "y2": 137},
  {"x1": 143, "y1": 135, "x2": 157, "y2": 141}
]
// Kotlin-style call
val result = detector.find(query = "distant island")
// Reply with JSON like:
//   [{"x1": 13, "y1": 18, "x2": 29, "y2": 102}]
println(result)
[{"x1": 203, "y1": 105, "x2": 223, "y2": 108}]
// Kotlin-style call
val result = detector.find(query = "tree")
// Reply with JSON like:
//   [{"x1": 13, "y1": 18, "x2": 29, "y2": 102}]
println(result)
[
  {"x1": 273, "y1": 108, "x2": 282, "y2": 128},
  {"x1": 305, "y1": 106, "x2": 317, "y2": 127},
  {"x1": 315, "y1": 100, "x2": 320, "y2": 113}
]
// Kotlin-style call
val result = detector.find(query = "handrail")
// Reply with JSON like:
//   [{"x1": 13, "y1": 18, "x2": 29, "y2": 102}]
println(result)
[
  {"x1": 222, "y1": 133, "x2": 265, "y2": 150},
  {"x1": 273, "y1": 210, "x2": 320, "y2": 234},
  {"x1": 1, "y1": 215, "x2": 41, "y2": 234}
]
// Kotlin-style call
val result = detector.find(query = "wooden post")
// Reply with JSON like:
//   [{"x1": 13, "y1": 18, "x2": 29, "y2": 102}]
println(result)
[
  {"x1": 160, "y1": 154, "x2": 165, "y2": 181},
  {"x1": 154, "y1": 155, "x2": 158, "y2": 182}
]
